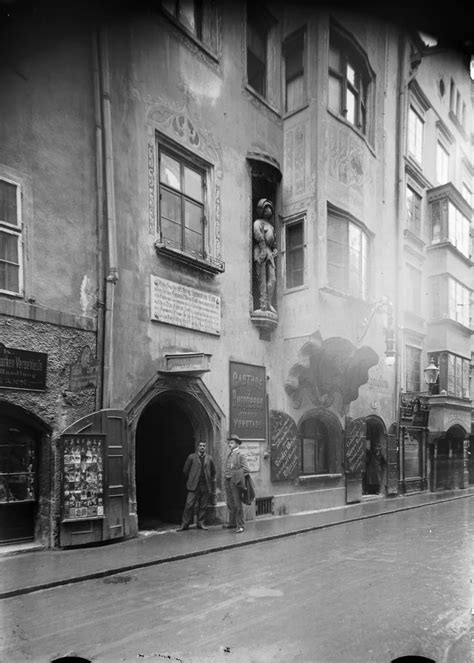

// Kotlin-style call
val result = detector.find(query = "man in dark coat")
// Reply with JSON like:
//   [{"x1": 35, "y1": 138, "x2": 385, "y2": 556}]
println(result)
[{"x1": 177, "y1": 441, "x2": 216, "y2": 531}]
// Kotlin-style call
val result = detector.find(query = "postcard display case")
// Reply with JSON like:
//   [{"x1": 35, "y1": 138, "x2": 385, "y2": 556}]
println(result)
[{"x1": 60, "y1": 434, "x2": 105, "y2": 544}]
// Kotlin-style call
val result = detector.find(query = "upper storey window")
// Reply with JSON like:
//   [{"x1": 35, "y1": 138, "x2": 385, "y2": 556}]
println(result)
[
  {"x1": 408, "y1": 107, "x2": 423, "y2": 164},
  {"x1": 327, "y1": 209, "x2": 369, "y2": 300},
  {"x1": 162, "y1": 0, "x2": 202, "y2": 39},
  {"x1": 283, "y1": 29, "x2": 306, "y2": 114},
  {"x1": 0, "y1": 177, "x2": 22, "y2": 295},
  {"x1": 246, "y1": 4, "x2": 270, "y2": 98},
  {"x1": 328, "y1": 24, "x2": 373, "y2": 137}
]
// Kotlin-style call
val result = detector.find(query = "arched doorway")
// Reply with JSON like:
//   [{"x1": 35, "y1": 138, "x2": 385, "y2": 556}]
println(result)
[
  {"x1": 136, "y1": 395, "x2": 196, "y2": 528},
  {"x1": 0, "y1": 402, "x2": 49, "y2": 544},
  {"x1": 364, "y1": 417, "x2": 387, "y2": 496}
]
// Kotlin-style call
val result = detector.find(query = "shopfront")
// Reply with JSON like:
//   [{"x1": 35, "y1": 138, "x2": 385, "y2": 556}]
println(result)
[{"x1": 398, "y1": 394, "x2": 429, "y2": 493}]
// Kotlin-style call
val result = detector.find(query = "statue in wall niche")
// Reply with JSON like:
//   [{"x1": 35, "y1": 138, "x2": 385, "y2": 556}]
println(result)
[{"x1": 253, "y1": 198, "x2": 277, "y2": 313}]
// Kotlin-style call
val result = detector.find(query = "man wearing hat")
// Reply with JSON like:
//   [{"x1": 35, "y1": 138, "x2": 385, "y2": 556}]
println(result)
[
  {"x1": 223, "y1": 434, "x2": 250, "y2": 533},
  {"x1": 176, "y1": 440, "x2": 216, "y2": 531}
]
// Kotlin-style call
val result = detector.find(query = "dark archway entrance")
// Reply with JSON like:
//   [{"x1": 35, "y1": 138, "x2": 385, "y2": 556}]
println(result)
[
  {"x1": 136, "y1": 396, "x2": 195, "y2": 528},
  {"x1": 433, "y1": 425, "x2": 465, "y2": 490},
  {"x1": 363, "y1": 417, "x2": 387, "y2": 496}
]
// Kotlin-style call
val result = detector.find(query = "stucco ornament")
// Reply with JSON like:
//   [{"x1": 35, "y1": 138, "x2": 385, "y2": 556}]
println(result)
[{"x1": 285, "y1": 332, "x2": 379, "y2": 414}]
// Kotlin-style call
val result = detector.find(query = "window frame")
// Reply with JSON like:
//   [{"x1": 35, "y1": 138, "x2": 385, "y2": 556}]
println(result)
[
  {"x1": 155, "y1": 136, "x2": 224, "y2": 274},
  {"x1": 408, "y1": 105, "x2": 424, "y2": 164},
  {"x1": 161, "y1": 0, "x2": 202, "y2": 41},
  {"x1": 327, "y1": 208, "x2": 370, "y2": 300},
  {"x1": 300, "y1": 417, "x2": 330, "y2": 475},
  {"x1": 432, "y1": 351, "x2": 470, "y2": 398},
  {"x1": 436, "y1": 141, "x2": 449, "y2": 185},
  {"x1": 405, "y1": 182, "x2": 423, "y2": 236},
  {"x1": 283, "y1": 27, "x2": 307, "y2": 115},
  {"x1": 327, "y1": 24, "x2": 374, "y2": 138},
  {"x1": 405, "y1": 345, "x2": 422, "y2": 392},
  {"x1": 0, "y1": 176, "x2": 23, "y2": 296},
  {"x1": 283, "y1": 214, "x2": 306, "y2": 291}
]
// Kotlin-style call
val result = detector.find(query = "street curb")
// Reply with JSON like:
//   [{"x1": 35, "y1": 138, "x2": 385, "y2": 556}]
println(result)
[{"x1": 1, "y1": 490, "x2": 472, "y2": 600}]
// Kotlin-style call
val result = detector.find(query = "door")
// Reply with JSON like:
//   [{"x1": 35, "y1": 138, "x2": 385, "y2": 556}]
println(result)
[
  {"x1": 60, "y1": 409, "x2": 129, "y2": 547},
  {"x1": 344, "y1": 417, "x2": 366, "y2": 504},
  {"x1": 386, "y1": 424, "x2": 399, "y2": 495}
]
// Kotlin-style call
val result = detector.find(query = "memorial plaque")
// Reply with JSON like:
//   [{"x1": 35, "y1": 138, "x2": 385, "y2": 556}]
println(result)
[
  {"x1": 270, "y1": 410, "x2": 300, "y2": 481},
  {"x1": 240, "y1": 441, "x2": 261, "y2": 473},
  {"x1": 229, "y1": 362, "x2": 266, "y2": 440},
  {"x1": 151, "y1": 275, "x2": 221, "y2": 335},
  {"x1": 61, "y1": 434, "x2": 105, "y2": 521},
  {"x1": 0, "y1": 343, "x2": 47, "y2": 391}
]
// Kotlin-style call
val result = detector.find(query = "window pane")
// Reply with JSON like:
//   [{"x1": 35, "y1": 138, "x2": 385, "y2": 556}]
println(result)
[
  {"x1": 184, "y1": 166, "x2": 203, "y2": 202},
  {"x1": 161, "y1": 218, "x2": 181, "y2": 246},
  {"x1": 408, "y1": 108, "x2": 423, "y2": 163},
  {"x1": 463, "y1": 359, "x2": 470, "y2": 398},
  {"x1": 347, "y1": 62, "x2": 356, "y2": 87},
  {"x1": 285, "y1": 38, "x2": 303, "y2": 80},
  {"x1": 0, "y1": 180, "x2": 18, "y2": 226},
  {"x1": 406, "y1": 345, "x2": 421, "y2": 392},
  {"x1": 328, "y1": 75, "x2": 341, "y2": 114},
  {"x1": 184, "y1": 228, "x2": 203, "y2": 255},
  {"x1": 328, "y1": 44, "x2": 340, "y2": 71},
  {"x1": 287, "y1": 222, "x2": 303, "y2": 249},
  {"x1": 286, "y1": 76, "x2": 304, "y2": 113},
  {"x1": 184, "y1": 199, "x2": 203, "y2": 233},
  {"x1": 406, "y1": 185, "x2": 421, "y2": 235},
  {"x1": 160, "y1": 188, "x2": 181, "y2": 224},
  {"x1": 179, "y1": 0, "x2": 198, "y2": 35},
  {"x1": 0, "y1": 231, "x2": 19, "y2": 263},
  {"x1": 346, "y1": 89, "x2": 356, "y2": 125},
  {"x1": 302, "y1": 438, "x2": 315, "y2": 474},
  {"x1": 160, "y1": 154, "x2": 181, "y2": 191}
]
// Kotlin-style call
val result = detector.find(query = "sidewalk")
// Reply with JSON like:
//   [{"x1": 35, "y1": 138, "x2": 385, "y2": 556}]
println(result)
[{"x1": 1, "y1": 487, "x2": 473, "y2": 600}]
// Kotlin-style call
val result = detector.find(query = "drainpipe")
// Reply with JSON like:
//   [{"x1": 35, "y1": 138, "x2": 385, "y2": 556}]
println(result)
[
  {"x1": 98, "y1": 26, "x2": 119, "y2": 410},
  {"x1": 92, "y1": 29, "x2": 105, "y2": 411}
]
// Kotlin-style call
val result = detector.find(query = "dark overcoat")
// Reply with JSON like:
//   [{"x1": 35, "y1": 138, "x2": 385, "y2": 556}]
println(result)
[{"x1": 183, "y1": 452, "x2": 216, "y2": 492}]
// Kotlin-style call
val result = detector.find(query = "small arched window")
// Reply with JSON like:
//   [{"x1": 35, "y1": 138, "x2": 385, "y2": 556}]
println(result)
[{"x1": 301, "y1": 417, "x2": 329, "y2": 474}]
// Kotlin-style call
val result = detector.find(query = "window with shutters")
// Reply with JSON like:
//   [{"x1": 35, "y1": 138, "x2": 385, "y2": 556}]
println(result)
[
  {"x1": 155, "y1": 138, "x2": 224, "y2": 273},
  {"x1": 0, "y1": 177, "x2": 23, "y2": 296}
]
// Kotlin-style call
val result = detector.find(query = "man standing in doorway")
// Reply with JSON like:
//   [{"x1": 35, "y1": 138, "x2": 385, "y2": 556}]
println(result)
[
  {"x1": 177, "y1": 440, "x2": 216, "y2": 531},
  {"x1": 223, "y1": 434, "x2": 250, "y2": 533}
]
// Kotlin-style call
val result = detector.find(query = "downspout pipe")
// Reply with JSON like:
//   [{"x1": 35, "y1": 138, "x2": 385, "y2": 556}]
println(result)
[
  {"x1": 92, "y1": 29, "x2": 105, "y2": 411},
  {"x1": 98, "y1": 26, "x2": 119, "y2": 410}
]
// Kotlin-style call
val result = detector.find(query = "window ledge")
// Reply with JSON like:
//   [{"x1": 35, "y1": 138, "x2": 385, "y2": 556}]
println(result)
[
  {"x1": 427, "y1": 241, "x2": 472, "y2": 266},
  {"x1": 154, "y1": 240, "x2": 225, "y2": 274},
  {"x1": 283, "y1": 103, "x2": 310, "y2": 120},
  {"x1": 297, "y1": 473, "x2": 343, "y2": 484},
  {"x1": 404, "y1": 228, "x2": 426, "y2": 251},
  {"x1": 283, "y1": 284, "x2": 309, "y2": 295},
  {"x1": 319, "y1": 285, "x2": 367, "y2": 304},
  {"x1": 326, "y1": 108, "x2": 376, "y2": 157},
  {"x1": 244, "y1": 84, "x2": 281, "y2": 119}
]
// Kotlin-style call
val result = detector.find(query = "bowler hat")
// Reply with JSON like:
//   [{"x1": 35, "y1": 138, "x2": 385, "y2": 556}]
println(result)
[{"x1": 228, "y1": 434, "x2": 242, "y2": 445}]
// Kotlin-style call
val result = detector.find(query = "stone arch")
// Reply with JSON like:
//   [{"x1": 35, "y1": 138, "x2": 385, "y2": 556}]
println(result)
[{"x1": 126, "y1": 375, "x2": 225, "y2": 516}]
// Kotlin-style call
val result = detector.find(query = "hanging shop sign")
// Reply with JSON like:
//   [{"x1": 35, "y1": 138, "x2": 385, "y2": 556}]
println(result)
[
  {"x1": 270, "y1": 410, "x2": 300, "y2": 482},
  {"x1": 229, "y1": 361, "x2": 266, "y2": 441},
  {"x1": 0, "y1": 343, "x2": 47, "y2": 391},
  {"x1": 61, "y1": 434, "x2": 105, "y2": 522},
  {"x1": 151, "y1": 275, "x2": 221, "y2": 335}
]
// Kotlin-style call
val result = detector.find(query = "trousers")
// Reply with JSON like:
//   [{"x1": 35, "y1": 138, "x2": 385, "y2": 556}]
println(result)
[
  {"x1": 181, "y1": 482, "x2": 209, "y2": 527},
  {"x1": 225, "y1": 477, "x2": 244, "y2": 529}
]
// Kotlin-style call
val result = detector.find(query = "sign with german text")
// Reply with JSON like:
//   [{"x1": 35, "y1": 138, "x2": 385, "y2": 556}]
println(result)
[
  {"x1": 0, "y1": 343, "x2": 47, "y2": 391},
  {"x1": 229, "y1": 362, "x2": 266, "y2": 441},
  {"x1": 151, "y1": 275, "x2": 221, "y2": 335},
  {"x1": 240, "y1": 441, "x2": 261, "y2": 473},
  {"x1": 270, "y1": 410, "x2": 300, "y2": 482}
]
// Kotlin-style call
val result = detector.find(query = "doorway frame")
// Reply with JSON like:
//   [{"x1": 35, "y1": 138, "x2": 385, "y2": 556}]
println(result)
[{"x1": 127, "y1": 375, "x2": 226, "y2": 530}]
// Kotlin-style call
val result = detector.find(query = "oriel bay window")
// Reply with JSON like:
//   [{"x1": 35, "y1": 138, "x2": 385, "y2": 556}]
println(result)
[
  {"x1": 327, "y1": 209, "x2": 369, "y2": 299},
  {"x1": 429, "y1": 186, "x2": 471, "y2": 259},
  {"x1": 328, "y1": 24, "x2": 373, "y2": 136},
  {"x1": 0, "y1": 177, "x2": 22, "y2": 295},
  {"x1": 158, "y1": 145, "x2": 206, "y2": 259},
  {"x1": 431, "y1": 274, "x2": 470, "y2": 328},
  {"x1": 430, "y1": 351, "x2": 470, "y2": 398}
]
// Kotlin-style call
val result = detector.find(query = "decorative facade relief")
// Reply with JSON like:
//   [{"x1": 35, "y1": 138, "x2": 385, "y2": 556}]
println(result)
[
  {"x1": 283, "y1": 122, "x2": 307, "y2": 200},
  {"x1": 328, "y1": 124, "x2": 371, "y2": 189}
]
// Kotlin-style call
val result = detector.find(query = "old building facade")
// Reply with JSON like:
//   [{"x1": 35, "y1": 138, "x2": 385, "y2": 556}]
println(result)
[{"x1": 0, "y1": 2, "x2": 472, "y2": 547}]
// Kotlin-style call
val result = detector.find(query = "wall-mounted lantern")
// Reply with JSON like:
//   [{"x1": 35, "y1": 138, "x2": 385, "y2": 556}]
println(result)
[{"x1": 423, "y1": 357, "x2": 439, "y2": 393}]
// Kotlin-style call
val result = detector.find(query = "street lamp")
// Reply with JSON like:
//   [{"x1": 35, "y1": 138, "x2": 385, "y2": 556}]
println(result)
[{"x1": 423, "y1": 357, "x2": 439, "y2": 394}]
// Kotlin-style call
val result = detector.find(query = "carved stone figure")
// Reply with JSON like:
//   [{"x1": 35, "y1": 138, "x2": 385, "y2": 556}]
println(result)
[{"x1": 253, "y1": 198, "x2": 277, "y2": 313}]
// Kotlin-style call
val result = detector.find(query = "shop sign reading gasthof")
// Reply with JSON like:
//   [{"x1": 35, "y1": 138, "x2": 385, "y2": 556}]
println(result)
[{"x1": 151, "y1": 275, "x2": 221, "y2": 335}]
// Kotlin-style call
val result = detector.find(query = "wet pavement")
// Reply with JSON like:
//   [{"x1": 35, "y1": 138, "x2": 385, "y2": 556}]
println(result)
[
  {"x1": 1, "y1": 487, "x2": 474, "y2": 599},
  {"x1": 1, "y1": 494, "x2": 473, "y2": 663}
]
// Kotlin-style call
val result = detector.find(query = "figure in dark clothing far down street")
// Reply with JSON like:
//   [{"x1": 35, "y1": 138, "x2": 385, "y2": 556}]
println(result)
[{"x1": 176, "y1": 441, "x2": 216, "y2": 531}]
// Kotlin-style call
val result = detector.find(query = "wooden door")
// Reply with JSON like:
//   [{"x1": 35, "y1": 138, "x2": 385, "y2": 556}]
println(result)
[
  {"x1": 344, "y1": 417, "x2": 366, "y2": 504},
  {"x1": 60, "y1": 409, "x2": 129, "y2": 547}
]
